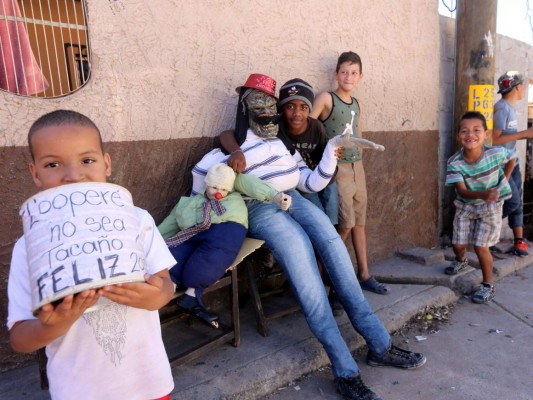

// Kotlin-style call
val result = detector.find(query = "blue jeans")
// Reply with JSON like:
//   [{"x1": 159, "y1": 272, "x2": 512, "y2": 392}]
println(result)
[
  {"x1": 300, "y1": 182, "x2": 339, "y2": 225},
  {"x1": 502, "y1": 165, "x2": 523, "y2": 229},
  {"x1": 168, "y1": 222, "x2": 247, "y2": 303},
  {"x1": 246, "y1": 190, "x2": 391, "y2": 378}
]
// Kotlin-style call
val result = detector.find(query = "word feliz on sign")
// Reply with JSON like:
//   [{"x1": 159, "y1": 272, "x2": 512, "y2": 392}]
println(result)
[{"x1": 35, "y1": 251, "x2": 147, "y2": 303}]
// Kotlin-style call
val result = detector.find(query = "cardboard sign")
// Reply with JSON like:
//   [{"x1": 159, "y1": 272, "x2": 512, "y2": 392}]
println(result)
[{"x1": 20, "y1": 182, "x2": 146, "y2": 314}]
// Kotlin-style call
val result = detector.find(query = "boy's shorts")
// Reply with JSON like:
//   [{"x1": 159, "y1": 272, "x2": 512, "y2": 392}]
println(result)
[
  {"x1": 452, "y1": 200, "x2": 503, "y2": 247},
  {"x1": 335, "y1": 161, "x2": 367, "y2": 228}
]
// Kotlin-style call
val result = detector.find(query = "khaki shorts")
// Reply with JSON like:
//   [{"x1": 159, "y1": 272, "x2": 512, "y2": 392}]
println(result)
[{"x1": 335, "y1": 162, "x2": 367, "y2": 228}]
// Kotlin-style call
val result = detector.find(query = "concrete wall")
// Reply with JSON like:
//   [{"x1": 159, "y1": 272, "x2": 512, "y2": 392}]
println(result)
[
  {"x1": 0, "y1": 0, "x2": 440, "y2": 370},
  {"x1": 439, "y1": 15, "x2": 533, "y2": 239}
]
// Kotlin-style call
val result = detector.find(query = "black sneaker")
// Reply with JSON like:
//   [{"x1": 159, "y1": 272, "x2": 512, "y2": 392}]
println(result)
[
  {"x1": 367, "y1": 344, "x2": 426, "y2": 369},
  {"x1": 176, "y1": 294, "x2": 220, "y2": 328},
  {"x1": 334, "y1": 375, "x2": 382, "y2": 400}
]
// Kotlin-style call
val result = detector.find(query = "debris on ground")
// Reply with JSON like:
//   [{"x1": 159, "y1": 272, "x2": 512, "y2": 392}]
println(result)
[{"x1": 394, "y1": 304, "x2": 454, "y2": 339}]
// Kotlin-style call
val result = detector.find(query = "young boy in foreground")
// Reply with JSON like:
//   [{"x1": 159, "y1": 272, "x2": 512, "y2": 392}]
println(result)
[
  {"x1": 7, "y1": 110, "x2": 175, "y2": 399},
  {"x1": 445, "y1": 111, "x2": 516, "y2": 303}
]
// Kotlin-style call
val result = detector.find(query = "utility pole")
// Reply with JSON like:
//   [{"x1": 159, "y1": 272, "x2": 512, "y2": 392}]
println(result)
[{"x1": 453, "y1": 0, "x2": 497, "y2": 144}]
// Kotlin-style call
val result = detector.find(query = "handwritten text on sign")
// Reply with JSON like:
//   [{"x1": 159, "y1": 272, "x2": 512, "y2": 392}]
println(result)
[
  {"x1": 468, "y1": 85, "x2": 494, "y2": 130},
  {"x1": 20, "y1": 183, "x2": 146, "y2": 312}
]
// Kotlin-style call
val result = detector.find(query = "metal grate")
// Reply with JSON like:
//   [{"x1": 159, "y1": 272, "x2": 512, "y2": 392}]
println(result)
[{"x1": 0, "y1": 0, "x2": 90, "y2": 98}]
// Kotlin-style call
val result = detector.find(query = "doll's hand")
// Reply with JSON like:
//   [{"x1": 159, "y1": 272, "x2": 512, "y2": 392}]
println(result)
[
  {"x1": 274, "y1": 192, "x2": 292, "y2": 211},
  {"x1": 227, "y1": 149, "x2": 247, "y2": 173}
]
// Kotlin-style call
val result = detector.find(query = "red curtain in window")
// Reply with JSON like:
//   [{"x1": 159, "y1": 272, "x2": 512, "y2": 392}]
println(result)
[{"x1": 0, "y1": 0, "x2": 49, "y2": 95}]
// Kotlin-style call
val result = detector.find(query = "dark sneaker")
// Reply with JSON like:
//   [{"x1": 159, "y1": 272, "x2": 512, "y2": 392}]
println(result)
[
  {"x1": 444, "y1": 258, "x2": 469, "y2": 275},
  {"x1": 176, "y1": 294, "x2": 220, "y2": 328},
  {"x1": 367, "y1": 344, "x2": 426, "y2": 369},
  {"x1": 513, "y1": 239, "x2": 529, "y2": 257},
  {"x1": 472, "y1": 284, "x2": 495, "y2": 304},
  {"x1": 360, "y1": 277, "x2": 390, "y2": 295},
  {"x1": 335, "y1": 375, "x2": 382, "y2": 400},
  {"x1": 329, "y1": 289, "x2": 345, "y2": 317}
]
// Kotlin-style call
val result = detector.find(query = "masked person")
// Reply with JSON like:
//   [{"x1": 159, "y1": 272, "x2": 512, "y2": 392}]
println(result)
[{"x1": 190, "y1": 74, "x2": 426, "y2": 400}]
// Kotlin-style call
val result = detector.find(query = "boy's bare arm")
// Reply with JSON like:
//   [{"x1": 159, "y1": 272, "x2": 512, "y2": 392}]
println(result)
[
  {"x1": 220, "y1": 130, "x2": 246, "y2": 173},
  {"x1": 10, "y1": 290, "x2": 100, "y2": 353},
  {"x1": 455, "y1": 181, "x2": 499, "y2": 203},
  {"x1": 503, "y1": 158, "x2": 516, "y2": 180},
  {"x1": 358, "y1": 101, "x2": 363, "y2": 137},
  {"x1": 492, "y1": 128, "x2": 533, "y2": 145},
  {"x1": 99, "y1": 269, "x2": 174, "y2": 311},
  {"x1": 310, "y1": 92, "x2": 332, "y2": 121}
]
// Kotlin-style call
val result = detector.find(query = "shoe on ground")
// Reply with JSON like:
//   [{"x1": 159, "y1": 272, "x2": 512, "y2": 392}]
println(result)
[
  {"x1": 335, "y1": 375, "x2": 382, "y2": 400},
  {"x1": 367, "y1": 344, "x2": 426, "y2": 369},
  {"x1": 512, "y1": 239, "x2": 529, "y2": 257},
  {"x1": 444, "y1": 258, "x2": 469, "y2": 275},
  {"x1": 360, "y1": 277, "x2": 390, "y2": 295},
  {"x1": 176, "y1": 294, "x2": 220, "y2": 328},
  {"x1": 472, "y1": 283, "x2": 495, "y2": 304},
  {"x1": 329, "y1": 289, "x2": 345, "y2": 317}
]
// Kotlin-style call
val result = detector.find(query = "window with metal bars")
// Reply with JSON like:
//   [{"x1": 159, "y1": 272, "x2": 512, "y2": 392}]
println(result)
[{"x1": 0, "y1": 0, "x2": 90, "y2": 98}]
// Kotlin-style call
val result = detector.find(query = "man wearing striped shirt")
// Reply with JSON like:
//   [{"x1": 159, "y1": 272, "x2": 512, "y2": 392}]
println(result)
[{"x1": 445, "y1": 111, "x2": 517, "y2": 304}]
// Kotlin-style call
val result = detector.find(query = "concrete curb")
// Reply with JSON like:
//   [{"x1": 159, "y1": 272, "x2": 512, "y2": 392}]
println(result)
[{"x1": 172, "y1": 285, "x2": 458, "y2": 400}]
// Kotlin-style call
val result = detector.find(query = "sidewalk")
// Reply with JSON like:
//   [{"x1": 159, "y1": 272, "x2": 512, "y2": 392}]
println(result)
[
  {"x1": 1, "y1": 247, "x2": 531, "y2": 400},
  {"x1": 263, "y1": 262, "x2": 533, "y2": 400}
]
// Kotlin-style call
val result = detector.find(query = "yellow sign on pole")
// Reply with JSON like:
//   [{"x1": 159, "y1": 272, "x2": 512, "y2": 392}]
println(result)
[{"x1": 468, "y1": 84, "x2": 494, "y2": 130}]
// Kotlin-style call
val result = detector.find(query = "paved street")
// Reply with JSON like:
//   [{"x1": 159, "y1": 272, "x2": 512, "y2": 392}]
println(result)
[{"x1": 262, "y1": 265, "x2": 533, "y2": 400}]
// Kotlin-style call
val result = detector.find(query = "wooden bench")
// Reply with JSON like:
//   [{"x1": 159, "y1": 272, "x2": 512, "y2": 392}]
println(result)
[
  {"x1": 161, "y1": 237, "x2": 264, "y2": 364},
  {"x1": 37, "y1": 237, "x2": 265, "y2": 390},
  {"x1": 246, "y1": 257, "x2": 300, "y2": 337}
]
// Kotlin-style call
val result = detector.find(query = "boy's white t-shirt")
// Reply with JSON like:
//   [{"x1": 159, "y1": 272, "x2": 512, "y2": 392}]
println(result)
[{"x1": 7, "y1": 208, "x2": 176, "y2": 400}]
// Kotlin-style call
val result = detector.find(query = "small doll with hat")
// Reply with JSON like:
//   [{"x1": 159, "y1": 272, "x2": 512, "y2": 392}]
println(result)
[{"x1": 158, "y1": 163, "x2": 290, "y2": 326}]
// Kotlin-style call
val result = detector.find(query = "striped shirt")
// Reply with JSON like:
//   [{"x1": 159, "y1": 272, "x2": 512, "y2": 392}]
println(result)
[
  {"x1": 192, "y1": 129, "x2": 337, "y2": 195},
  {"x1": 446, "y1": 145, "x2": 516, "y2": 205}
]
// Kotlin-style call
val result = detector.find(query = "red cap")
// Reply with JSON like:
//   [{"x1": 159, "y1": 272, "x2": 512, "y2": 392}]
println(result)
[{"x1": 235, "y1": 73, "x2": 277, "y2": 99}]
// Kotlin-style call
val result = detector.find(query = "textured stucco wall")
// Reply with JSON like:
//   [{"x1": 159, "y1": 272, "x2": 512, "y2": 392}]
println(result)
[
  {"x1": 1, "y1": 0, "x2": 439, "y2": 146},
  {"x1": 0, "y1": 0, "x2": 440, "y2": 371}
]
